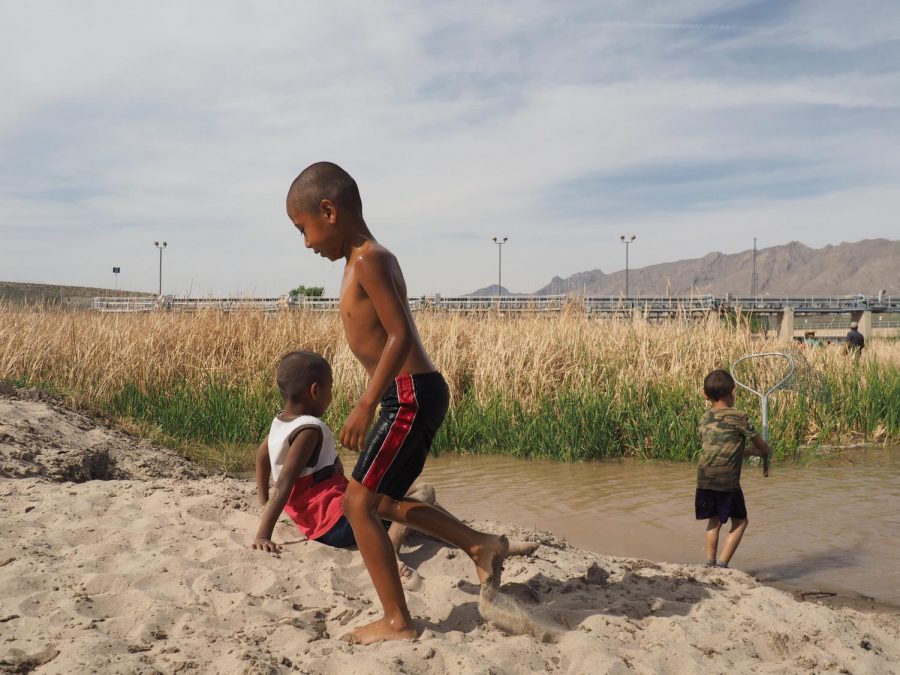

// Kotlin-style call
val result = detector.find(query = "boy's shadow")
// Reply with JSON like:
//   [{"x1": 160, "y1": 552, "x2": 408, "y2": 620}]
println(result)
[
  {"x1": 485, "y1": 567, "x2": 717, "y2": 626},
  {"x1": 749, "y1": 548, "x2": 860, "y2": 582},
  {"x1": 401, "y1": 535, "x2": 719, "y2": 633},
  {"x1": 418, "y1": 602, "x2": 484, "y2": 634},
  {"x1": 399, "y1": 534, "x2": 454, "y2": 569}
]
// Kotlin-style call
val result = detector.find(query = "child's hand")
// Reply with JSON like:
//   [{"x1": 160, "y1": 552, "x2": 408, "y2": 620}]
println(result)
[
  {"x1": 341, "y1": 402, "x2": 376, "y2": 452},
  {"x1": 251, "y1": 537, "x2": 281, "y2": 554}
]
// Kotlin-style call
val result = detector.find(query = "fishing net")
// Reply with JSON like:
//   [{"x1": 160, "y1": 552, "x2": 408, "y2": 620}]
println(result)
[
  {"x1": 730, "y1": 350, "x2": 795, "y2": 475},
  {"x1": 730, "y1": 346, "x2": 823, "y2": 398}
]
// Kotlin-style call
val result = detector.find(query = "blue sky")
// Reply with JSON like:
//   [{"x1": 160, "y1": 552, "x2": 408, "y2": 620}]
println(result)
[{"x1": 1, "y1": 1, "x2": 898, "y2": 296}]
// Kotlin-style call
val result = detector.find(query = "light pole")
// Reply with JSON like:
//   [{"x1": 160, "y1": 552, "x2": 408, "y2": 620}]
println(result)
[
  {"x1": 492, "y1": 236, "x2": 508, "y2": 298},
  {"x1": 154, "y1": 241, "x2": 167, "y2": 296},
  {"x1": 751, "y1": 237, "x2": 758, "y2": 298},
  {"x1": 620, "y1": 235, "x2": 636, "y2": 299}
]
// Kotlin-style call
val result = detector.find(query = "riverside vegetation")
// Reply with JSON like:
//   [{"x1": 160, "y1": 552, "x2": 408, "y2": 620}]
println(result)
[{"x1": 1, "y1": 304, "x2": 897, "y2": 471}]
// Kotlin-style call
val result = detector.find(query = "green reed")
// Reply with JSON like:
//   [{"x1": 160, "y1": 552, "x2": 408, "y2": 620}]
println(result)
[
  {"x1": 3, "y1": 308, "x2": 897, "y2": 472},
  {"x1": 41, "y1": 357, "x2": 895, "y2": 473}
]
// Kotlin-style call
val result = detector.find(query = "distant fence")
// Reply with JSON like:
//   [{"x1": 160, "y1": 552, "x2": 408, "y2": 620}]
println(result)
[
  {"x1": 91, "y1": 293, "x2": 898, "y2": 318},
  {"x1": 91, "y1": 296, "x2": 289, "y2": 313}
]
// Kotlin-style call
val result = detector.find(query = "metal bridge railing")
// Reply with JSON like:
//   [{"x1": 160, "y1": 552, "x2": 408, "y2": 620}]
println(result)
[{"x1": 91, "y1": 293, "x2": 897, "y2": 315}]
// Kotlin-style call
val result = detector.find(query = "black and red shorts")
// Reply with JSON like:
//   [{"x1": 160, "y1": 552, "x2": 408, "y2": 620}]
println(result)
[{"x1": 351, "y1": 371, "x2": 449, "y2": 500}]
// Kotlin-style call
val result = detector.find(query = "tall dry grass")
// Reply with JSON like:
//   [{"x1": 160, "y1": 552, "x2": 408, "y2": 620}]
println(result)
[{"x1": 1, "y1": 304, "x2": 897, "y2": 469}]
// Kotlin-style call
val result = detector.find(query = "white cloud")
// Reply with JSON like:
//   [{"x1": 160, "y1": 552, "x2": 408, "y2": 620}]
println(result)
[{"x1": 0, "y1": 0, "x2": 898, "y2": 296}]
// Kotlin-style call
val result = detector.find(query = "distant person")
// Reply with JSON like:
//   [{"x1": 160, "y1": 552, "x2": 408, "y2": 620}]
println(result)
[
  {"x1": 696, "y1": 370, "x2": 772, "y2": 569},
  {"x1": 285, "y1": 162, "x2": 537, "y2": 644},
  {"x1": 846, "y1": 321, "x2": 865, "y2": 356},
  {"x1": 802, "y1": 330, "x2": 822, "y2": 348}
]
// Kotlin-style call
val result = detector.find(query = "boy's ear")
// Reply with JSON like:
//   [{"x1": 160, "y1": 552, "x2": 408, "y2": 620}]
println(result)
[
  {"x1": 310, "y1": 382, "x2": 319, "y2": 399},
  {"x1": 319, "y1": 199, "x2": 337, "y2": 223}
]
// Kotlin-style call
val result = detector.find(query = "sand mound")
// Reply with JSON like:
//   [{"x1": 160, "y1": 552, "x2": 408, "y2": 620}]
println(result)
[
  {"x1": 0, "y1": 388, "x2": 207, "y2": 482},
  {"x1": 1, "y1": 390, "x2": 898, "y2": 674}
]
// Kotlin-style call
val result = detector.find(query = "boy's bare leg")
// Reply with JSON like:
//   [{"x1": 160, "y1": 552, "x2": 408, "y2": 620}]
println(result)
[
  {"x1": 373, "y1": 493, "x2": 509, "y2": 586},
  {"x1": 394, "y1": 484, "x2": 538, "y2": 560},
  {"x1": 387, "y1": 521, "x2": 410, "y2": 554},
  {"x1": 704, "y1": 518, "x2": 722, "y2": 562},
  {"x1": 392, "y1": 482, "x2": 434, "y2": 558},
  {"x1": 386, "y1": 521, "x2": 423, "y2": 590},
  {"x1": 389, "y1": 484, "x2": 433, "y2": 581},
  {"x1": 718, "y1": 518, "x2": 748, "y2": 564},
  {"x1": 342, "y1": 479, "x2": 510, "y2": 645},
  {"x1": 342, "y1": 483, "x2": 417, "y2": 644}
]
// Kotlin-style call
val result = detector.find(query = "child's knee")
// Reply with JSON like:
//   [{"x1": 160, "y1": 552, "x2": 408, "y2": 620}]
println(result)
[
  {"x1": 733, "y1": 518, "x2": 748, "y2": 531},
  {"x1": 343, "y1": 483, "x2": 369, "y2": 516}
]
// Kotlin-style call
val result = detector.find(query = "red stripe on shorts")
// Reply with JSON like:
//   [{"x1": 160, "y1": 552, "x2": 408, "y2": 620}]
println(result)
[{"x1": 361, "y1": 374, "x2": 418, "y2": 492}]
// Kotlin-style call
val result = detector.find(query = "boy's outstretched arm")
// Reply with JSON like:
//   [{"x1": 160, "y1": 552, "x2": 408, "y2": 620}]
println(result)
[
  {"x1": 750, "y1": 434, "x2": 773, "y2": 477},
  {"x1": 748, "y1": 434, "x2": 772, "y2": 458},
  {"x1": 340, "y1": 251, "x2": 414, "y2": 452},
  {"x1": 251, "y1": 428, "x2": 322, "y2": 553},
  {"x1": 255, "y1": 438, "x2": 271, "y2": 508}
]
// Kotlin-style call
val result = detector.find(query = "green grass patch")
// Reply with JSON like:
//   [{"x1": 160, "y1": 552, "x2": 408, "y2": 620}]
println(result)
[{"x1": 9, "y1": 359, "x2": 898, "y2": 473}]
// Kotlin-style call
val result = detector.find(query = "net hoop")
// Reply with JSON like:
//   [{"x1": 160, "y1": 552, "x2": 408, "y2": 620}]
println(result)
[{"x1": 729, "y1": 351, "x2": 796, "y2": 477}]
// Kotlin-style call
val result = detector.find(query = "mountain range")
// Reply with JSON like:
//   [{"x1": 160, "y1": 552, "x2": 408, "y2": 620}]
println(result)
[{"x1": 470, "y1": 239, "x2": 899, "y2": 296}]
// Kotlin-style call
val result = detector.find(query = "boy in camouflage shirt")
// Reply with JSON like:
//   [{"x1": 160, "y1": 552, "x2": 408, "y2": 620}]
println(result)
[{"x1": 696, "y1": 369, "x2": 772, "y2": 568}]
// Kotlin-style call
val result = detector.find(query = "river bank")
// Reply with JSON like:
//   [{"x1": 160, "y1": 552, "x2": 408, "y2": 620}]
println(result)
[
  {"x1": 2, "y1": 390, "x2": 898, "y2": 674},
  {"x1": 415, "y1": 450, "x2": 900, "y2": 609},
  {"x1": 2, "y1": 309, "x2": 898, "y2": 468}
]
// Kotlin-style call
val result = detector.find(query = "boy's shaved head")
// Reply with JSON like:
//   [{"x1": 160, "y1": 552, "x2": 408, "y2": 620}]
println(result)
[
  {"x1": 276, "y1": 351, "x2": 332, "y2": 402},
  {"x1": 286, "y1": 162, "x2": 363, "y2": 217},
  {"x1": 704, "y1": 369, "x2": 735, "y2": 402}
]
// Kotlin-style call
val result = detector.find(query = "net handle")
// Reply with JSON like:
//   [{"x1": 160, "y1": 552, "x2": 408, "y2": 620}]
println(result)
[{"x1": 729, "y1": 352, "x2": 795, "y2": 477}]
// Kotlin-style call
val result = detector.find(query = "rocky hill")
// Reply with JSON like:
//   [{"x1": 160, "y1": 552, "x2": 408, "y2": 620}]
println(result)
[
  {"x1": 534, "y1": 239, "x2": 899, "y2": 296},
  {"x1": 0, "y1": 282, "x2": 151, "y2": 307}
]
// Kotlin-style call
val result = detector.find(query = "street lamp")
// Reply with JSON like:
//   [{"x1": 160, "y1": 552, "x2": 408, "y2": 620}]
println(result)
[
  {"x1": 154, "y1": 241, "x2": 167, "y2": 296},
  {"x1": 491, "y1": 236, "x2": 508, "y2": 298},
  {"x1": 620, "y1": 235, "x2": 636, "y2": 299}
]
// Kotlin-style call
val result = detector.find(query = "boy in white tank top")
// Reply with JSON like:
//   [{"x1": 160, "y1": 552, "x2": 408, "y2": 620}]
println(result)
[{"x1": 250, "y1": 351, "x2": 430, "y2": 581}]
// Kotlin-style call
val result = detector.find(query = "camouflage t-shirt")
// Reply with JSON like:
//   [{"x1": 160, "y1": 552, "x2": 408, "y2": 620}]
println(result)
[{"x1": 697, "y1": 408, "x2": 758, "y2": 491}]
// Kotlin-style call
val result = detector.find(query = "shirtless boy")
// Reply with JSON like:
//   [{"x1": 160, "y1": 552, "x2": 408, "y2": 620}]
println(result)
[{"x1": 286, "y1": 162, "x2": 534, "y2": 644}]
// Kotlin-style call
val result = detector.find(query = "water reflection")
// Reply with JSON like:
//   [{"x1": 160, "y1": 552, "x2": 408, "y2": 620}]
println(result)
[{"x1": 406, "y1": 447, "x2": 900, "y2": 606}]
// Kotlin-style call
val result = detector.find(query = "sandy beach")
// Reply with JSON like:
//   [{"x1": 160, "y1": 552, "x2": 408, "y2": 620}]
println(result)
[{"x1": 1, "y1": 389, "x2": 898, "y2": 674}]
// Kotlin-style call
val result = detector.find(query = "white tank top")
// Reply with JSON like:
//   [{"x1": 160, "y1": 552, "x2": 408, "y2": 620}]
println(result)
[{"x1": 267, "y1": 415, "x2": 337, "y2": 482}]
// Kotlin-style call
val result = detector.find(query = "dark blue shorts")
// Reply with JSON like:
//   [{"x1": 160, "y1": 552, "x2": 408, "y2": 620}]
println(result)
[
  {"x1": 314, "y1": 515, "x2": 356, "y2": 548},
  {"x1": 312, "y1": 515, "x2": 392, "y2": 549},
  {"x1": 695, "y1": 488, "x2": 747, "y2": 523}
]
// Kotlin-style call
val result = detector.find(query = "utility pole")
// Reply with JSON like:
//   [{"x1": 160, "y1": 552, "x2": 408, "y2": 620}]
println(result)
[
  {"x1": 154, "y1": 241, "x2": 167, "y2": 296},
  {"x1": 751, "y1": 238, "x2": 758, "y2": 297},
  {"x1": 620, "y1": 235, "x2": 636, "y2": 300},
  {"x1": 492, "y1": 236, "x2": 508, "y2": 300}
]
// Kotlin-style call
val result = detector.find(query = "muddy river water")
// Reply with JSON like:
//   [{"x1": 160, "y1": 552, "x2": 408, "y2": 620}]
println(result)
[{"x1": 413, "y1": 446, "x2": 900, "y2": 607}]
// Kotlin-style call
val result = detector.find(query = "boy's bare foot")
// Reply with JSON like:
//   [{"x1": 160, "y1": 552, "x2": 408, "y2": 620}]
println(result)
[
  {"x1": 508, "y1": 540, "x2": 539, "y2": 557},
  {"x1": 472, "y1": 535, "x2": 509, "y2": 588},
  {"x1": 398, "y1": 561, "x2": 422, "y2": 591},
  {"x1": 340, "y1": 617, "x2": 418, "y2": 645}
]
